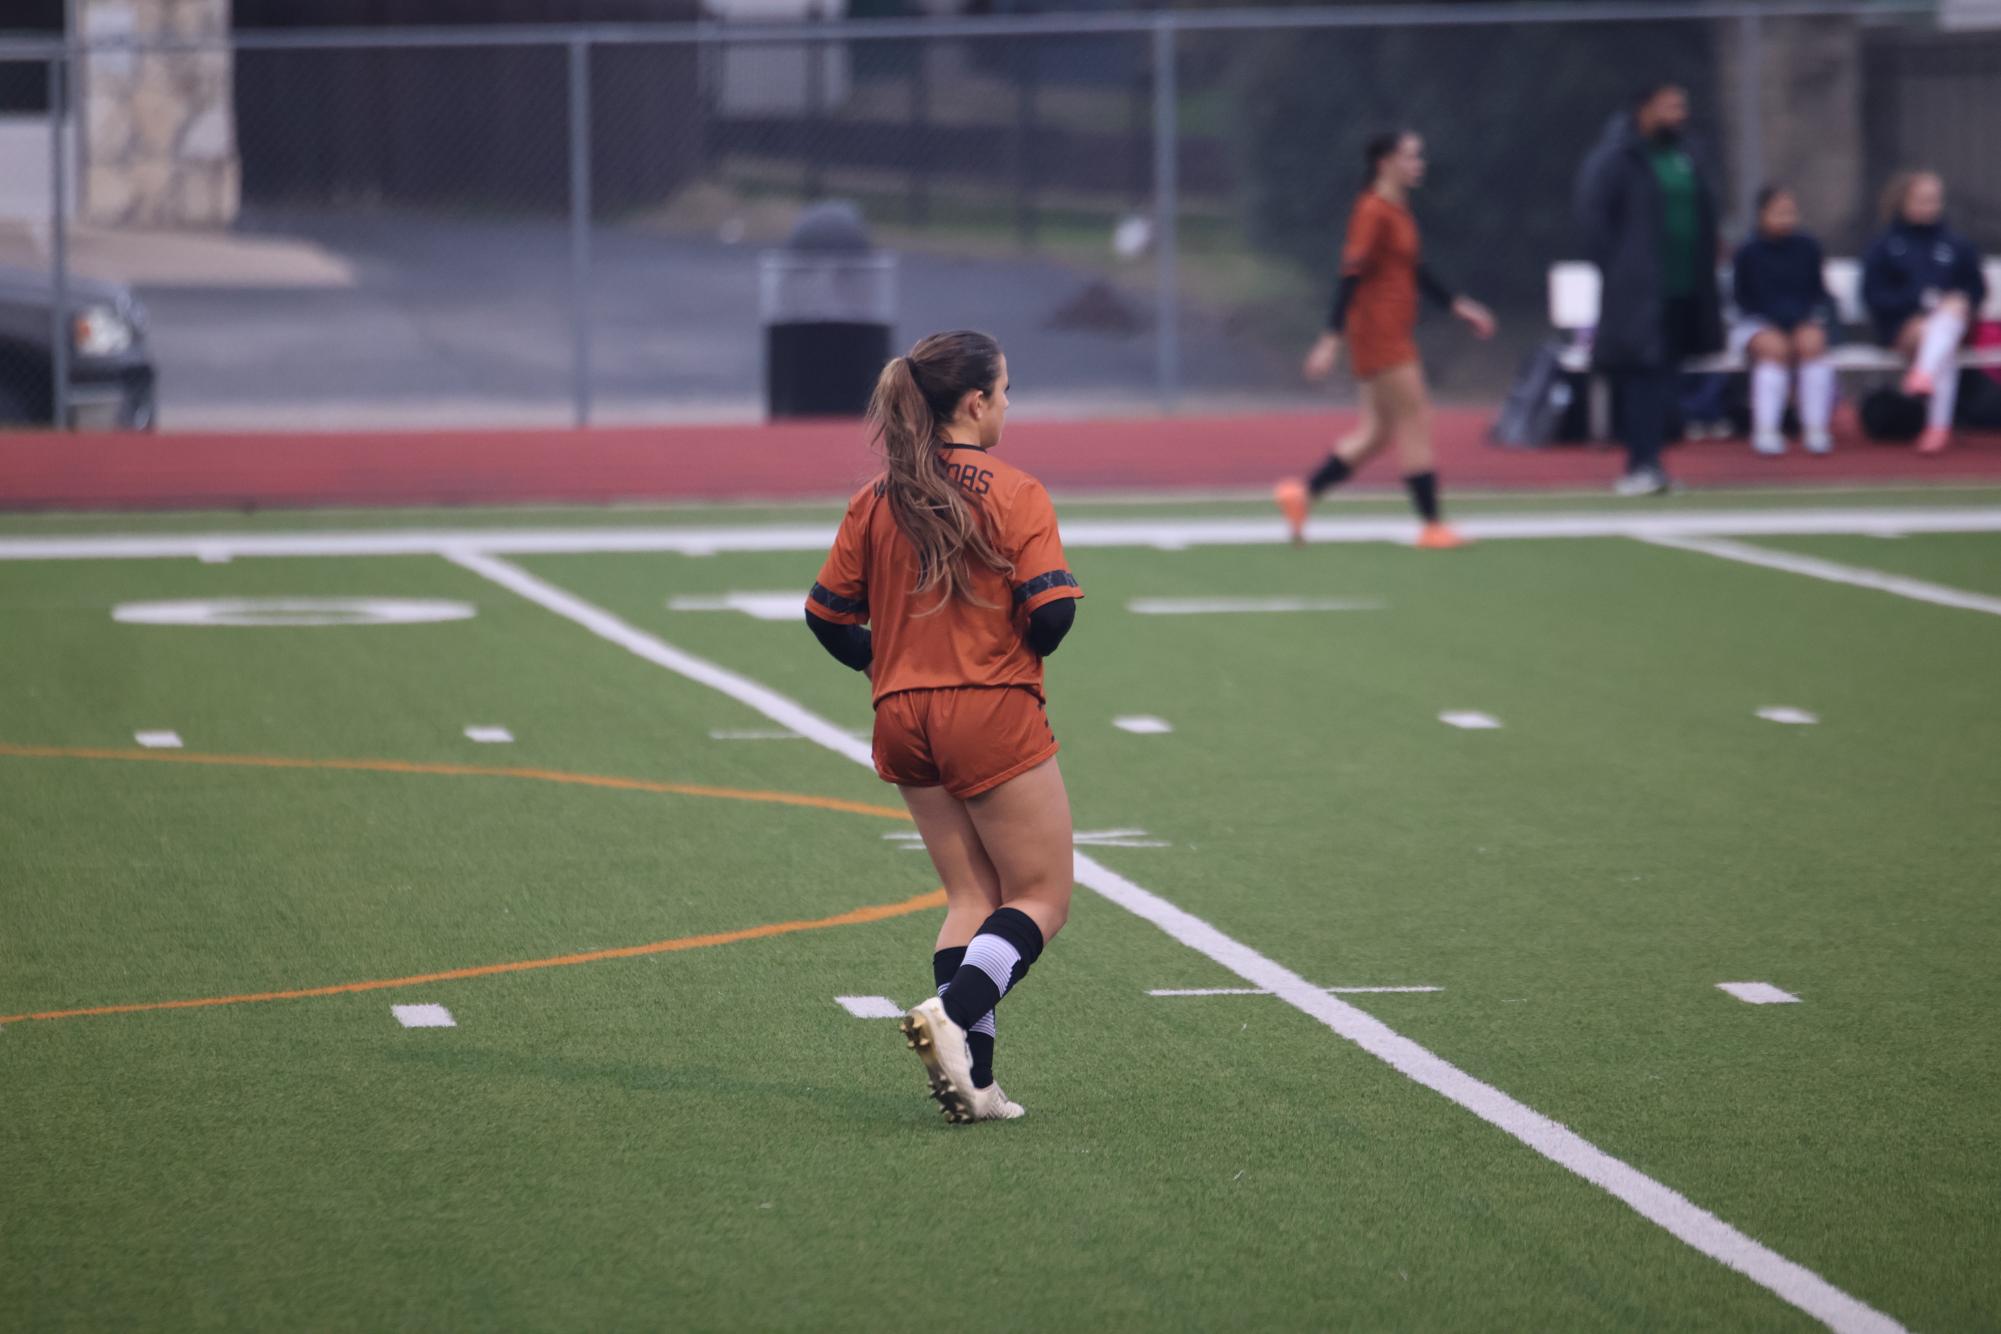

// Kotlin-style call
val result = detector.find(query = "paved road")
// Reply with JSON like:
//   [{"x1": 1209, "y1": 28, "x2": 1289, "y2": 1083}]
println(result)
[{"x1": 135, "y1": 209, "x2": 1317, "y2": 429}]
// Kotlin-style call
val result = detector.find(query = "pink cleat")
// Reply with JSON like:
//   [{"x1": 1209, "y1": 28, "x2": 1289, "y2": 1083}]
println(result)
[
  {"x1": 1274, "y1": 479, "x2": 1310, "y2": 546},
  {"x1": 1915, "y1": 427, "x2": 1952, "y2": 455},
  {"x1": 1903, "y1": 366, "x2": 1935, "y2": 397},
  {"x1": 1415, "y1": 522, "x2": 1469, "y2": 550}
]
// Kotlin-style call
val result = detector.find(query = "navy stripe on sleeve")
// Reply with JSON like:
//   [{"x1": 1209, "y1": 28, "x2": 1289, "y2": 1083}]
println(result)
[
  {"x1": 809, "y1": 582, "x2": 867, "y2": 615},
  {"x1": 1012, "y1": 570, "x2": 1080, "y2": 606}
]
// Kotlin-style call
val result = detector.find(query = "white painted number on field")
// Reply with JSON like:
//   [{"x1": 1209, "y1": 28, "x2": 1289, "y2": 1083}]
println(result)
[
  {"x1": 114, "y1": 598, "x2": 476, "y2": 628},
  {"x1": 834, "y1": 995, "x2": 904, "y2": 1019},
  {"x1": 1114, "y1": 715, "x2": 1174, "y2": 735},
  {"x1": 463, "y1": 725, "x2": 515, "y2": 744},
  {"x1": 1127, "y1": 596, "x2": 1386, "y2": 615},
  {"x1": 133, "y1": 730, "x2": 183, "y2": 749},
  {"x1": 1439, "y1": 711, "x2": 1503, "y2": 730},
  {"x1": 1717, "y1": 982, "x2": 1801, "y2": 1005},
  {"x1": 667, "y1": 592, "x2": 805, "y2": 622},
  {"x1": 1756, "y1": 707, "x2": 1819, "y2": 726},
  {"x1": 392, "y1": 1004, "x2": 456, "y2": 1028}
]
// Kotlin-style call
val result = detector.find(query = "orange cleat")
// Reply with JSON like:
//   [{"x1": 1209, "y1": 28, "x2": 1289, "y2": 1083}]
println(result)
[
  {"x1": 1415, "y1": 522, "x2": 1469, "y2": 550},
  {"x1": 1915, "y1": 426, "x2": 1952, "y2": 455},
  {"x1": 1274, "y1": 478, "x2": 1310, "y2": 545},
  {"x1": 1903, "y1": 366, "x2": 1935, "y2": 397}
]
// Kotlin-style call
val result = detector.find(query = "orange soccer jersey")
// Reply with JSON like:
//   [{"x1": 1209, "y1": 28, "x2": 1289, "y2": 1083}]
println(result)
[
  {"x1": 1341, "y1": 192, "x2": 1422, "y2": 379},
  {"x1": 805, "y1": 444, "x2": 1082, "y2": 708}
]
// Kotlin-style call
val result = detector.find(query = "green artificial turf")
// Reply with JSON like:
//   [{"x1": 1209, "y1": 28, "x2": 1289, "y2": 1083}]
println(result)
[{"x1": 3, "y1": 497, "x2": 1998, "y2": 1331}]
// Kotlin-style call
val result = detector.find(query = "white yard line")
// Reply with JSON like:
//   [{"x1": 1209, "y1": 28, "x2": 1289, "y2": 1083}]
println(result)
[
  {"x1": 6, "y1": 506, "x2": 2001, "y2": 562},
  {"x1": 1641, "y1": 534, "x2": 2001, "y2": 618},
  {"x1": 444, "y1": 551, "x2": 876, "y2": 768},
  {"x1": 447, "y1": 548, "x2": 1903, "y2": 1334},
  {"x1": 391, "y1": 1004, "x2": 455, "y2": 1029},
  {"x1": 1149, "y1": 986, "x2": 1444, "y2": 996},
  {"x1": 834, "y1": 995, "x2": 905, "y2": 1019},
  {"x1": 1718, "y1": 982, "x2": 1802, "y2": 1005}
]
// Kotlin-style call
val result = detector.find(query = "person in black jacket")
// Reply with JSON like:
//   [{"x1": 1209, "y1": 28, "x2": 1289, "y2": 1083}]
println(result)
[
  {"x1": 1732, "y1": 186, "x2": 1836, "y2": 456},
  {"x1": 1863, "y1": 170, "x2": 1988, "y2": 455},
  {"x1": 1574, "y1": 81, "x2": 1725, "y2": 496}
]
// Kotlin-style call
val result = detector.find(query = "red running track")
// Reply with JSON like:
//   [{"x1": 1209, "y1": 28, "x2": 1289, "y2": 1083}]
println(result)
[{"x1": 3, "y1": 408, "x2": 1999, "y2": 510}]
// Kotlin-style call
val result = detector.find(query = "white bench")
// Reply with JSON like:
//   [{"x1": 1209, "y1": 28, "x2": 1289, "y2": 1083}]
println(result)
[{"x1": 1548, "y1": 258, "x2": 2001, "y2": 375}]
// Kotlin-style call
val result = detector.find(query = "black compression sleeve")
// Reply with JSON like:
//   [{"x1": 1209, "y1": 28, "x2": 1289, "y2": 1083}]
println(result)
[
  {"x1": 805, "y1": 609, "x2": 873, "y2": 672},
  {"x1": 1414, "y1": 263, "x2": 1456, "y2": 310},
  {"x1": 1326, "y1": 273, "x2": 1360, "y2": 333},
  {"x1": 1025, "y1": 598, "x2": 1076, "y2": 658}
]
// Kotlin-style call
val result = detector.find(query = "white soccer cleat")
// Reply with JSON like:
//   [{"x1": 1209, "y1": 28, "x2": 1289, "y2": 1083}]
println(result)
[
  {"x1": 965, "y1": 1082, "x2": 1026, "y2": 1121},
  {"x1": 1613, "y1": 467, "x2": 1668, "y2": 497},
  {"x1": 1803, "y1": 428, "x2": 1834, "y2": 455},
  {"x1": 899, "y1": 997, "x2": 978, "y2": 1124},
  {"x1": 1752, "y1": 430, "x2": 1787, "y2": 457}
]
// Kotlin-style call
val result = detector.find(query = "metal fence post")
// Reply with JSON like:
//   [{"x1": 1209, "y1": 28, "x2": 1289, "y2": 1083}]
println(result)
[
  {"x1": 908, "y1": 42, "x2": 930, "y2": 227},
  {"x1": 1151, "y1": 19, "x2": 1179, "y2": 414},
  {"x1": 804, "y1": 14, "x2": 825, "y2": 199},
  {"x1": 568, "y1": 37, "x2": 593, "y2": 429},
  {"x1": 49, "y1": 53, "x2": 70, "y2": 432},
  {"x1": 1735, "y1": 11, "x2": 1765, "y2": 235}
]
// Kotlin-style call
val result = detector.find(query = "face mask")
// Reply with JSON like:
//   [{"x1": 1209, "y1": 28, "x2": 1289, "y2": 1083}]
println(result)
[{"x1": 1650, "y1": 125, "x2": 1683, "y2": 148}]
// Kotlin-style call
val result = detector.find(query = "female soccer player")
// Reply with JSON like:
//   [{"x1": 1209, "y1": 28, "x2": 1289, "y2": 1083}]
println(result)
[
  {"x1": 1863, "y1": 169, "x2": 1988, "y2": 455},
  {"x1": 1275, "y1": 130, "x2": 1496, "y2": 549},
  {"x1": 804, "y1": 330, "x2": 1082, "y2": 1125},
  {"x1": 1732, "y1": 185, "x2": 1837, "y2": 456}
]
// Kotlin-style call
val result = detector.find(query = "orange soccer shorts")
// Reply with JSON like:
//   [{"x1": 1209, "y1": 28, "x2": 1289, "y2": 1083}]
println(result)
[{"x1": 872, "y1": 685, "x2": 1059, "y2": 799}]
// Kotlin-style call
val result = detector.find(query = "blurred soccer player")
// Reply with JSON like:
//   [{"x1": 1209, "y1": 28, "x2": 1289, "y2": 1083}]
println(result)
[
  {"x1": 1275, "y1": 129, "x2": 1496, "y2": 549},
  {"x1": 1732, "y1": 185, "x2": 1837, "y2": 456},
  {"x1": 804, "y1": 330, "x2": 1082, "y2": 1125},
  {"x1": 1864, "y1": 170, "x2": 1989, "y2": 456}
]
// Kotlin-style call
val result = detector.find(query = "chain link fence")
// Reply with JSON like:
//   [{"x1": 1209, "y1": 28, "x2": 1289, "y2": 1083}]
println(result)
[{"x1": 3, "y1": 1, "x2": 1989, "y2": 431}]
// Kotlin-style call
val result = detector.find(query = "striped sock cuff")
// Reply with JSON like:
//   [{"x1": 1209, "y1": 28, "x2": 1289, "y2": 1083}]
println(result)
[
  {"x1": 970, "y1": 1011, "x2": 996, "y2": 1037},
  {"x1": 963, "y1": 934, "x2": 1023, "y2": 999}
]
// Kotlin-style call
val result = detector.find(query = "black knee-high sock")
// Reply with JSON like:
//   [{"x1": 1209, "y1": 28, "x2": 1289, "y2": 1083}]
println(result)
[
  {"x1": 933, "y1": 946, "x2": 994, "y2": 1089},
  {"x1": 1308, "y1": 454, "x2": 1354, "y2": 498},
  {"x1": 940, "y1": 907, "x2": 1044, "y2": 1032},
  {"x1": 1403, "y1": 470, "x2": 1441, "y2": 523}
]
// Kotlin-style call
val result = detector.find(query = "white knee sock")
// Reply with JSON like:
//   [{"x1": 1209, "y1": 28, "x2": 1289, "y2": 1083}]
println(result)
[
  {"x1": 1918, "y1": 308, "x2": 1968, "y2": 380},
  {"x1": 1929, "y1": 363, "x2": 1960, "y2": 430},
  {"x1": 1797, "y1": 358, "x2": 1836, "y2": 435},
  {"x1": 1751, "y1": 362, "x2": 1789, "y2": 436}
]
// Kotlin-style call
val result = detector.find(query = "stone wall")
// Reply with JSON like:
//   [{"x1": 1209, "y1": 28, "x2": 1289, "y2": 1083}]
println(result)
[{"x1": 79, "y1": 0, "x2": 239, "y2": 228}]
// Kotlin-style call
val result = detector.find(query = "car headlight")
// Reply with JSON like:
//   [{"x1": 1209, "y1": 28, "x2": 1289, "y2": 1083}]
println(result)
[{"x1": 73, "y1": 305, "x2": 135, "y2": 358}]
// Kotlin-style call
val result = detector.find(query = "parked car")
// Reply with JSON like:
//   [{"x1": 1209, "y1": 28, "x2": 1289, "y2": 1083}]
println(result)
[{"x1": 0, "y1": 264, "x2": 156, "y2": 428}]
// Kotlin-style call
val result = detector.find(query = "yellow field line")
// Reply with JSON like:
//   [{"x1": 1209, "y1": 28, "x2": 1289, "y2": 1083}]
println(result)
[
  {"x1": 0, "y1": 742, "x2": 930, "y2": 1026},
  {"x1": 0, "y1": 889, "x2": 946, "y2": 1025},
  {"x1": 0, "y1": 742, "x2": 911, "y2": 822}
]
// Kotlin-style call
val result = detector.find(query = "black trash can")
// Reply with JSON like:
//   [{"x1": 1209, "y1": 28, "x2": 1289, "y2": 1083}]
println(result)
[{"x1": 761, "y1": 201, "x2": 897, "y2": 419}]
